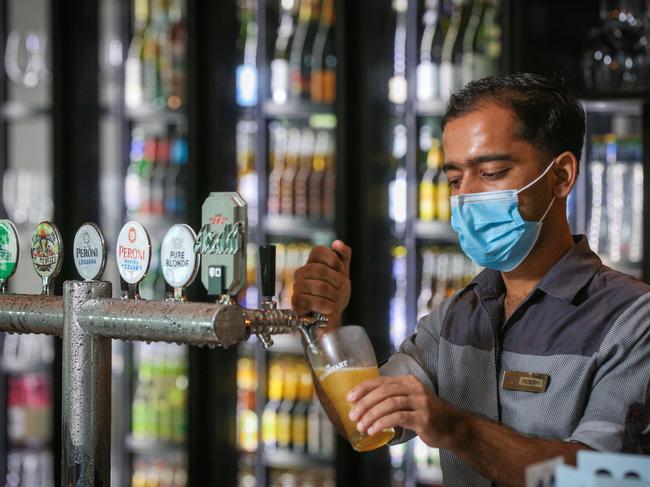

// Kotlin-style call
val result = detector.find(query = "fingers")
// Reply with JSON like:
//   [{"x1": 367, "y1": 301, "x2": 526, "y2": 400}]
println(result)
[
  {"x1": 292, "y1": 291, "x2": 339, "y2": 315},
  {"x1": 308, "y1": 245, "x2": 344, "y2": 273},
  {"x1": 295, "y1": 263, "x2": 344, "y2": 290},
  {"x1": 355, "y1": 395, "x2": 412, "y2": 434},
  {"x1": 295, "y1": 279, "x2": 340, "y2": 303},
  {"x1": 348, "y1": 378, "x2": 408, "y2": 422},
  {"x1": 366, "y1": 411, "x2": 417, "y2": 436},
  {"x1": 331, "y1": 240, "x2": 352, "y2": 274},
  {"x1": 347, "y1": 376, "x2": 386, "y2": 403}
]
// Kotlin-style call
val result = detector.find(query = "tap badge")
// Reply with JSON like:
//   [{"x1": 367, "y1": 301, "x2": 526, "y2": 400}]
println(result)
[
  {"x1": 199, "y1": 192, "x2": 248, "y2": 296},
  {"x1": 116, "y1": 221, "x2": 151, "y2": 284},
  {"x1": 31, "y1": 222, "x2": 63, "y2": 278},
  {"x1": 161, "y1": 224, "x2": 199, "y2": 289},
  {"x1": 73, "y1": 223, "x2": 107, "y2": 281},
  {"x1": 0, "y1": 220, "x2": 19, "y2": 282}
]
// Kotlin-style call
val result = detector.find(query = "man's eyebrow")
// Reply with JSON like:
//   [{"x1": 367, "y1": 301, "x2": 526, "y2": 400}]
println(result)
[{"x1": 442, "y1": 153, "x2": 516, "y2": 172}]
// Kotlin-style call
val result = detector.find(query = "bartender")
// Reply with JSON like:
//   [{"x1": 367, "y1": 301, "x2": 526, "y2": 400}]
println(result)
[{"x1": 292, "y1": 73, "x2": 650, "y2": 487}]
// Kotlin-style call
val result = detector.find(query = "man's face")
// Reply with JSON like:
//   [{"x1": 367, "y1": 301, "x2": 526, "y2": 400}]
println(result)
[{"x1": 442, "y1": 102, "x2": 555, "y2": 222}]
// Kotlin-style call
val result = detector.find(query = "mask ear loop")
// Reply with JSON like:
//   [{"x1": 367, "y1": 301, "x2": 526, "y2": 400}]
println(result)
[
  {"x1": 539, "y1": 196, "x2": 556, "y2": 222},
  {"x1": 515, "y1": 158, "x2": 556, "y2": 195}
]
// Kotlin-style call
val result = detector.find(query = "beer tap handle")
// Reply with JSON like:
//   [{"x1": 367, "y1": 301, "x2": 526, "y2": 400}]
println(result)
[
  {"x1": 259, "y1": 244, "x2": 276, "y2": 302},
  {"x1": 257, "y1": 244, "x2": 277, "y2": 348}
]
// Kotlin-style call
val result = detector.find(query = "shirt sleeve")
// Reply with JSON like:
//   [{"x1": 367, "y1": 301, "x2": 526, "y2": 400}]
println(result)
[
  {"x1": 380, "y1": 298, "x2": 452, "y2": 444},
  {"x1": 567, "y1": 293, "x2": 650, "y2": 452}
]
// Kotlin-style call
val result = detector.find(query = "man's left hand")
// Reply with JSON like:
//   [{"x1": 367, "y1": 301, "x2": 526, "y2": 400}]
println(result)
[{"x1": 347, "y1": 375, "x2": 460, "y2": 448}]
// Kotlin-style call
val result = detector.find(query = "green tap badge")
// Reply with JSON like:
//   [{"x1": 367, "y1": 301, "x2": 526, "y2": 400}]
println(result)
[{"x1": 0, "y1": 220, "x2": 19, "y2": 282}]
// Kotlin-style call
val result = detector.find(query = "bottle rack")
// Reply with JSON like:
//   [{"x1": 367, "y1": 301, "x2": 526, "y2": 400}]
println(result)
[
  {"x1": 99, "y1": 1, "x2": 192, "y2": 485},
  {"x1": 384, "y1": 0, "x2": 505, "y2": 485},
  {"x1": 233, "y1": 0, "x2": 349, "y2": 485}
]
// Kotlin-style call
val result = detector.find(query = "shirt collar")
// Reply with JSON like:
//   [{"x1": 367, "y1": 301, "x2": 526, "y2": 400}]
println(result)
[{"x1": 466, "y1": 235, "x2": 602, "y2": 304}]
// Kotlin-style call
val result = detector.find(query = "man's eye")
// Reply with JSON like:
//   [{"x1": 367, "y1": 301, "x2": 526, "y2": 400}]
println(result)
[
  {"x1": 448, "y1": 178, "x2": 461, "y2": 189},
  {"x1": 482, "y1": 169, "x2": 509, "y2": 180}
]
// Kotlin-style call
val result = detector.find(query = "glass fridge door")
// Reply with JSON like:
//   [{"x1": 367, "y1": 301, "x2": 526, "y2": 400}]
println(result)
[{"x1": 576, "y1": 100, "x2": 644, "y2": 280}]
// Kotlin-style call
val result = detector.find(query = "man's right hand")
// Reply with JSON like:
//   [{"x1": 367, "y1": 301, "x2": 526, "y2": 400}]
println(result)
[{"x1": 292, "y1": 240, "x2": 352, "y2": 329}]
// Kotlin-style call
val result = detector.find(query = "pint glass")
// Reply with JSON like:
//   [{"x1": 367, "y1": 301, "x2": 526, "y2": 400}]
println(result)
[{"x1": 306, "y1": 326, "x2": 395, "y2": 452}]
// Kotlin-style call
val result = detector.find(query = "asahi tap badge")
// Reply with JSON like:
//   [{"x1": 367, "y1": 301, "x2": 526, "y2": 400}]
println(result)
[
  {"x1": 116, "y1": 221, "x2": 151, "y2": 298},
  {"x1": 73, "y1": 223, "x2": 107, "y2": 281},
  {"x1": 31, "y1": 221, "x2": 63, "y2": 295},
  {"x1": 0, "y1": 220, "x2": 20, "y2": 293},
  {"x1": 197, "y1": 192, "x2": 247, "y2": 297},
  {"x1": 161, "y1": 224, "x2": 200, "y2": 301}
]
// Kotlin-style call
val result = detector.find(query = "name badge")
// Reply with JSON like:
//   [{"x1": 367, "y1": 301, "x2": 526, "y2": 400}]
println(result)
[{"x1": 502, "y1": 370, "x2": 549, "y2": 393}]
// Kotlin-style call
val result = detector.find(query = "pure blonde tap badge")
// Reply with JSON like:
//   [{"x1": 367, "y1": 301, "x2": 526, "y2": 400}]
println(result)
[{"x1": 161, "y1": 224, "x2": 199, "y2": 289}]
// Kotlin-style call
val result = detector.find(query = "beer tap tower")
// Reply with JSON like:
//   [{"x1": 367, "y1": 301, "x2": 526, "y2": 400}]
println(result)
[{"x1": 0, "y1": 192, "x2": 325, "y2": 487}]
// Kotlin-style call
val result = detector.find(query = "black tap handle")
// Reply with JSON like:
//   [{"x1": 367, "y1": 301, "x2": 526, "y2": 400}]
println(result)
[{"x1": 259, "y1": 244, "x2": 276, "y2": 298}]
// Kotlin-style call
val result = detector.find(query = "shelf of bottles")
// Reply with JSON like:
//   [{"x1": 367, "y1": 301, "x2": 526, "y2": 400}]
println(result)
[
  {"x1": 386, "y1": 0, "x2": 502, "y2": 485},
  {"x1": 99, "y1": 0, "x2": 190, "y2": 484},
  {"x1": 237, "y1": 352, "x2": 336, "y2": 487},
  {"x1": 575, "y1": 102, "x2": 644, "y2": 279},
  {"x1": 0, "y1": 1, "x2": 56, "y2": 485},
  {"x1": 234, "y1": 0, "x2": 340, "y2": 484}
]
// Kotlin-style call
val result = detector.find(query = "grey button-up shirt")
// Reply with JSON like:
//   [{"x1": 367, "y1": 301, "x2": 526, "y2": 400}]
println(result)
[{"x1": 381, "y1": 236, "x2": 650, "y2": 487}]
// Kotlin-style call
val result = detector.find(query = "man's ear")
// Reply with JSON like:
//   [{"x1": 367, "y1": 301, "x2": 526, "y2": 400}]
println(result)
[{"x1": 552, "y1": 151, "x2": 579, "y2": 199}]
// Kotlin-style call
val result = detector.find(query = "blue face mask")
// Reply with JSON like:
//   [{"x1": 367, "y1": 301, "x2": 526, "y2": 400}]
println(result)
[{"x1": 450, "y1": 160, "x2": 556, "y2": 272}]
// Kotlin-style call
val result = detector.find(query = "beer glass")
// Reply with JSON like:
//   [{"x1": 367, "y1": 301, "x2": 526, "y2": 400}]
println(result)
[{"x1": 306, "y1": 326, "x2": 395, "y2": 452}]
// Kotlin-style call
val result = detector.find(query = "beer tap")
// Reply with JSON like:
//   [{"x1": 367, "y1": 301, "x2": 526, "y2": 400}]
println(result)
[
  {"x1": 257, "y1": 244, "x2": 277, "y2": 347},
  {"x1": 31, "y1": 221, "x2": 63, "y2": 296},
  {"x1": 256, "y1": 243, "x2": 326, "y2": 351}
]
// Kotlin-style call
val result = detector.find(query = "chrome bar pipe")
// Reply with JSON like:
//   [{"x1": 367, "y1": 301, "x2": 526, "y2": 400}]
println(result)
[
  {"x1": 0, "y1": 281, "x2": 325, "y2": 487},
  {"x1": 62, "y1": 280, "x2": 112, "y2": 487},
  {"x1": 78, "y1": 298, "x2": 247, "y2": 348},
  {"x1": 0, "y1": 294, "x2": 64, "y2": 336}
]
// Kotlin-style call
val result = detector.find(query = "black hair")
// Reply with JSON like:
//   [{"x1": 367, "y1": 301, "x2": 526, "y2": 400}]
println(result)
[{"x1": 441, "y1": 73, "x2": 585, "y2": 162}]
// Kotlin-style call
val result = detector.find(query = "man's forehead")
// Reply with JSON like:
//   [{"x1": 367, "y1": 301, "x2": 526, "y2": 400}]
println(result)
[{"x1": 442, "y1": 104, "x2": 535, "y2": 159}]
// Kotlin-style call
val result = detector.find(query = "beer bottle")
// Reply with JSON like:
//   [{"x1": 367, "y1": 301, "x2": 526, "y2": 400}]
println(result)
[
  {"x1": 277, "y1": 359, "x2": 298, "y2": 449},
  {"x1": 417, "y1": 248, "x2": 436, "y2": 319},
  {"x1": 236, "y1": 120, "x2": 258, "y2": 226},
  {"x1": 307, "y1": 395, "x2": 322, "y2": 455},
  {"x1": 268, "y1": 123, "x2": 287, "y2": 215},
  {"x1": 419, "y1": 137, "x2": 442, "y2": 221},
  {"x1": 440, "y1": 0, "x2": 471, "y2": 99},
  {"x1": 169, "y1": 345, "x2": 188, "y2": 444},
  {"x1": 126, "y1": 128, "x2": 145, "y2": 214},
  {"x1": 434, "y1": 143, "x2": 451, "y2": 222},
  {"x1": 125, "y1": 0, "x2": 149, "y2": 109},
  {"x1": 323, "y1": 130, "x2": 336, "y2": 220},
  {"x1": 301, "y1": 0, "x2": 321, "y2": 99},
  {"x1": 311, "y1": 0, "x2": 336, "y2": 104},
  {"x1": 294, "y1": 128, "x2": 315, "y2": 217},
  {"x1": 237, "y1": 356, "x2": 258, "y2": 452},
  {"x1": 291, "y1": 361, "x2": 313, "y2": 453},
  {"x1": 262, "y1": 359, "x2": 284, "y2": 450},
  {"x1": 290, "y1": 0, "x2": 312, "y2": 99},
  {"x1": 461, "y1": 0, "x2": 484, "y2": 85},
  {"x1": 271, "y1": 0, "x2": 298, "y2": 105},
  {"x1": 416, "y1": 0, "x2": 444, "y2": 101},
  {"x1": 280, "y1": 128, "x2": 302, "y2": 215},
  {"x1": 168, "y1": 0, "x2": 185, "y2": 109},
  {"x1": 308, "y1": 129, "x2": 328, "y2": 218},
  {"x1": 151, "y1": 135, "x2": 169, "y2": 216},
  {"x1": 139, "y1": 135, "x2": 157, "y2": 215},
  {"x1": 132, "y1": 344, "x2": 155, "y2": 438}
]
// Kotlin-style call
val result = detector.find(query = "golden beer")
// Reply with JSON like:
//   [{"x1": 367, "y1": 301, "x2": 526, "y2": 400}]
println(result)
[{"x1": 316, "y1": 366, "x2": 395, "y2": 452}]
